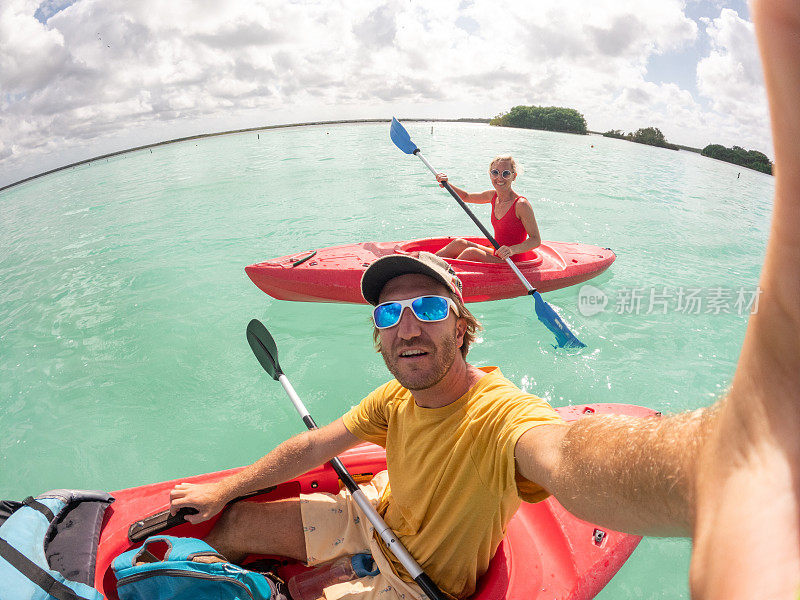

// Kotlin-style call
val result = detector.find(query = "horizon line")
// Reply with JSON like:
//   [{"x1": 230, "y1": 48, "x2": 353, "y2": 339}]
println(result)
[{"x1": 0, "y1": 117, "x2": 492, "y2": 194}]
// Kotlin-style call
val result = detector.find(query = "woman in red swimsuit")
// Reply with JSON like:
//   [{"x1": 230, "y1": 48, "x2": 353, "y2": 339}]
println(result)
[{"x1": 434, "y1": 155, "x2": 541, "y2": 262}]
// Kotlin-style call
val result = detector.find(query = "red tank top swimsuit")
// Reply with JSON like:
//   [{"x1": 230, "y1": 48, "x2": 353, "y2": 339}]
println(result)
[{"x1": 490, "y1": 194, "x2": 529, "y2": 255}]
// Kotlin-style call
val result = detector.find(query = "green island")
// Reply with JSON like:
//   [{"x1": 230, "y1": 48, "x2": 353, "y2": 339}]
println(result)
[
  {"x1": 490, "y1": 105, "x2": 587, "y2": 135},
  {"x1": 490, "y1": 105, "x2": 773, "y2": 176},
  {"x1": 700, "y1": 144, "x2": 773, "y2": 175},
  {"x1": 602, "y1": 127, "x2": 679, "y2": 150}
]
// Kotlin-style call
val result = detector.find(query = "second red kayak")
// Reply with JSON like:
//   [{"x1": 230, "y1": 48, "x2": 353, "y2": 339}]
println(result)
[{"x1": 245, "y1": 237, "x2": 615, "y2": 303}]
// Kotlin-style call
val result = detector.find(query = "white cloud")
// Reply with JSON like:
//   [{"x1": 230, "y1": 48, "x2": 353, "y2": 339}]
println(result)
[
  {"x1": 0, "y1": 0, "x2": 70, "y2": 94},
  {"x1": 695, "y1": 8, "x2": 768, "y2": 149},
  {"x1": 0, "y1": 138, "x2": 11, "y2": 161},
  {"x1": 0, "y1": 0, "x2": 773, "y2": 187}
]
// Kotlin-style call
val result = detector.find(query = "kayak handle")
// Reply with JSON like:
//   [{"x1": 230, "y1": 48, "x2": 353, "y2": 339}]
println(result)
[
  {"x1": 292, "y1": 250, "x2": 317, "y2": 267},
  {"x1": 128, "y1": 507, "x2": 198, "y2": 543},
  {"x1": 127, "y1": 486, "x2": 277, "y2": 543}
]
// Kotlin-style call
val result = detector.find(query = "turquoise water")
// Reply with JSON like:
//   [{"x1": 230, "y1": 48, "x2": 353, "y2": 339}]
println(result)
[{"x1": 0, "y1": 122, "x2": 774, "y2": 597}]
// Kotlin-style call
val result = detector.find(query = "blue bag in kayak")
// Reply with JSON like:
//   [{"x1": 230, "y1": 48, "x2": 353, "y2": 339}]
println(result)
[{"x1": 112, "y1": 535, "x2": 286, "y2": 600}]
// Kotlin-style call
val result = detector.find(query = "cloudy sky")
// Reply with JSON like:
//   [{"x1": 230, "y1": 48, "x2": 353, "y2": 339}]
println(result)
[{"x1": 0, "y1": 0, "x2": 769, "y2": 188}]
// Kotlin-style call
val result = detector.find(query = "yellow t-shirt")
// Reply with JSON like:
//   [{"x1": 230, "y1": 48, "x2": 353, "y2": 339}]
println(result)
[{"x1": 342, "y1": 366, "x2": 564, "y2": 599}]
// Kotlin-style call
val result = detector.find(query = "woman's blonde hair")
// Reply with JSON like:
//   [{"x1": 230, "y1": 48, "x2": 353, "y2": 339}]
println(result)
[
  {"x1": 372, "y1": 292, "x2": 482, "y2": 358},
  {"x1": 490, "y1": 155, "x2": 522, "y2": 176}
]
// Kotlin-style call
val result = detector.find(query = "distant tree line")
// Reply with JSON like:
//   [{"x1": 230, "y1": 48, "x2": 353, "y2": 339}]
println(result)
[
  {"x1": 602, "y1": 127, "x2": 679, "y2": 150},
  {"x1": 490, "y1": 105, "x2": 587, "y2": 135},
  {"x1": 701, "y1": 144, "x2": 772, "y2": 174},
  {"x1": 487, "y1": 110, "x2": 773, "y2": 174}
]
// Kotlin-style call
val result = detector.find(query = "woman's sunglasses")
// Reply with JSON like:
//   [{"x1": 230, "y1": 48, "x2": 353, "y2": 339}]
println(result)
[
  {"x1": 490, "y1": 169, "x2": 514, "y2": 179},
  {"x1": 373, "y1": 295, "x2": 459, "y2": 329}
]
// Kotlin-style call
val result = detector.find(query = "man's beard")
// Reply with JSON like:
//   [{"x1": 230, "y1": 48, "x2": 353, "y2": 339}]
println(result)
[{"x1": 380, "y1": 328, "x2": 460, "y2": 391}]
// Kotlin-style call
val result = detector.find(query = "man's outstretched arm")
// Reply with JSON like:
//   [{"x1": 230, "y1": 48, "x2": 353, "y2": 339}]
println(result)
[
  {"x1": 690, "y1": 0, "x2": 800, "y2": 597},
  {"x1": 515, "y1": 407, "x2": 718, "y2": 537},
  {"x1": 518, "y1": 0, "x2": 800, "y2": 595}
]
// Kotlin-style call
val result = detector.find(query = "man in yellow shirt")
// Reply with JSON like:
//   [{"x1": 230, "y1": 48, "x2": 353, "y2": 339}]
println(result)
[
  {"x1": 171, "y1": 1, "x2": 800, "y2": 595},
  {"x1": 172, "y1": 250, "x2": 568, "y2": 599},
  {"x1": 341, "y1": 252, "x2": 565, "y2": 598}
]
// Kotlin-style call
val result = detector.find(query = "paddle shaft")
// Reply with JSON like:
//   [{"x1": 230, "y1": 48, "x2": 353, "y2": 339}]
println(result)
[
  {"x1": 413, "y1": 151, "x2": 537, "y2": 294},
  {"x1": 276, "y1": 374, "x2": 445, "y2": 600},
  {"x1": 391, "y1": 118, "x2": 584, "y2": 347}
]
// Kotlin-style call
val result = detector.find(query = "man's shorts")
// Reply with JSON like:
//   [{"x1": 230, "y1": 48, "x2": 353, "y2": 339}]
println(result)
[{"x1": 299, "y1": 471, "x2": 427, "y2": 600}]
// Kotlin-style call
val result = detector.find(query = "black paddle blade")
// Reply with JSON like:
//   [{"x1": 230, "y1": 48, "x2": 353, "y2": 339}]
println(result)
[{"x1": 246, "y1": 319, "x2": 283, "y2": 380}]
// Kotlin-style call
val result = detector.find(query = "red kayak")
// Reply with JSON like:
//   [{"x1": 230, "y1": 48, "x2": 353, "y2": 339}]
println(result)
[
  {"x1": 94, "y1": 403, "x2": 654, "y2": 600},
  {"x1": 245, "y1": 237, "x2": 615, "y2": 304}
]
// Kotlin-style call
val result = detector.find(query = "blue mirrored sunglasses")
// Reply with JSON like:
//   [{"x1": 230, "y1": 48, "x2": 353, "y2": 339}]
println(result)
[
  {"x1": 490, "y1": 168, "x2": 513, "y2": 179},
  {"x1": 373, "y1": 295, "x2": 459, "y2": 329}
]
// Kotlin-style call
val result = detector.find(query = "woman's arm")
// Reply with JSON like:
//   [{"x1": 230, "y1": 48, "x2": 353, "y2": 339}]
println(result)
[
  {"x1": 510, "y1": 199, "x2": 541, "y2": 253},
  {"x1": 435, "y1": 173, "x2": 494, "y2": 204}
]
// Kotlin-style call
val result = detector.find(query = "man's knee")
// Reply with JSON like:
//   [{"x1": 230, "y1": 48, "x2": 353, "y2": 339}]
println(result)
[
  {"x1": 210, "y1": 501, "x2": 251, "y2": 539},
  {"x1": 204, "y1": 502, "x2": 254, "y2": 561},
  {"x1": 206, "y1": 499, "x2": 306, "y2": 562}
]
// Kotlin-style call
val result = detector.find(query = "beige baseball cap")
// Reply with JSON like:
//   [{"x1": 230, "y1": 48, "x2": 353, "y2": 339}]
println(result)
[{"x1": 361, "y1": 251, "x2": 464, "y2": 305}]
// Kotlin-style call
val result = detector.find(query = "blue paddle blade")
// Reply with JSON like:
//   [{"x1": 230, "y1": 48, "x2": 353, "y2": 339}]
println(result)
[
  {"x1": 390, "y1": 117, "x2": 418, "y2": 155},
  {"x1": 532, "y1": 291, "x2": 586, "y2": 349}
]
